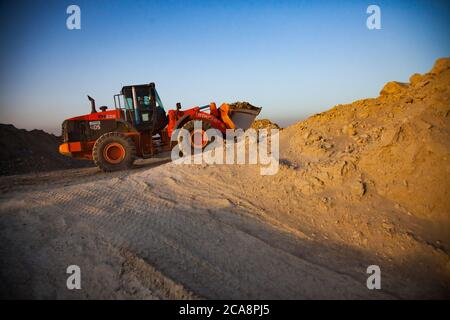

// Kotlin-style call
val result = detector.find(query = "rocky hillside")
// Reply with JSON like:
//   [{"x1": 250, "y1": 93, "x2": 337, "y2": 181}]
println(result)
[{"x1": 0, "y1": 124, "x2": 93, "y2": 175}]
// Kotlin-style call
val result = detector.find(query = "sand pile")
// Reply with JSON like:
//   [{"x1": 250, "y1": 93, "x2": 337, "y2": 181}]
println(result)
[
  {"x1": 0, "y1": 124, "x2": 93, "y2": 175},
  {"x1": 279, "y1": 57, "x2": 450, "y2": 239}
]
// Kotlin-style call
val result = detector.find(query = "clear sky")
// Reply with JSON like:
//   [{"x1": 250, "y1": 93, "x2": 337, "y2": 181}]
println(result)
[{"x1": 0, "y1": 0, "x2": 449, "y2": 134}]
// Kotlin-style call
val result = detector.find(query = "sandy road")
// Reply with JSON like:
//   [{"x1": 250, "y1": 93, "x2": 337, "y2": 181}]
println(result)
[{"x1": 0, "y1": 156, "x2": 396, "y2": 299}]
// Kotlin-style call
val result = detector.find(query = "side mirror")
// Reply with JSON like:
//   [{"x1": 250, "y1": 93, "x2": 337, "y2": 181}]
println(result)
[{"x1": 176, "y1": 102, "x2": 181, "y2": 111}]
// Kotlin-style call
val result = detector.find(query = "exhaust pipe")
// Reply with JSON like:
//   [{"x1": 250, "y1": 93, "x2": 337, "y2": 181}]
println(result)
[{"x1": 87, "y1": 95, "x2": 97, "y2": 113}]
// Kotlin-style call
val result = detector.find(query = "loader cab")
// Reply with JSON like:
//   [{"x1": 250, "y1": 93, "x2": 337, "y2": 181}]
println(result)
[{"x1": 114, "y1": 83, "x2": 168, "y2": 133}]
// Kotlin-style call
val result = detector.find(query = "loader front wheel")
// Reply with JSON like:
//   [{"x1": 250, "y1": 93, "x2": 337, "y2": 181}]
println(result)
[
  {"x1": 93, "y1": 132, "x2": 136, "y2": 172},
  {"x1": 177, "y1": 120, "x2": 212, "y2": 156}
]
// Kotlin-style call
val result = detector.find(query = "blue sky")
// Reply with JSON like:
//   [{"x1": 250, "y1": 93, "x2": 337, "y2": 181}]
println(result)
[{"x1": 0, "y1": 0, "x2": 449, "y2": 134}]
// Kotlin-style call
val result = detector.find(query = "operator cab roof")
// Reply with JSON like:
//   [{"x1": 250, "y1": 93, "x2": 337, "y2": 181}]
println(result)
[{"x1": 121, "y1": 83, "x2": 156, "y2": 97}]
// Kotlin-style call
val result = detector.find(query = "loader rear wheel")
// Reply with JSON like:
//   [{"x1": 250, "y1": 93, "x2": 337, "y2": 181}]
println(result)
[
  {"x1": 177, "y1": 120, "x2": 212, "y2": 156},
  {"x1": 93, "y1": 132, "x2": 136, "y2": 172}
]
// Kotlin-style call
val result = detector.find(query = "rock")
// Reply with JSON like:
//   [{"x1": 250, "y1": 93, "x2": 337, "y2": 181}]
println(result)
[
  {"x1": 351, "y1": 179, "x2": 366, "y2": 197},
  {"x1": 382, "y1": 221, "x2": 395, "y2": 233},
  {"x1": 380, "y1": 81, "x2": 409, "y2": 96},
  {"x1": 409, "y1": 73, "x2": 423, "y2": 85},
  {"x1": 430, "y1": 57, "x2": 450, "y2": 75},
  {"x1": 321, "y1": 142, "x2": 333, "y2": 150},
  {"x1": 345, "y1": 144, "x2": 355, "y2": 153},
  {"x1": 343, "y1": 124, "x2": 357, "y2": 136}
]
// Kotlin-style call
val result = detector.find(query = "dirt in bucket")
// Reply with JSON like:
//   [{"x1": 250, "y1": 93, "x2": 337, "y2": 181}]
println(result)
[{"x1": 228, "y1": 101, "x2": 261, "y2": 112}]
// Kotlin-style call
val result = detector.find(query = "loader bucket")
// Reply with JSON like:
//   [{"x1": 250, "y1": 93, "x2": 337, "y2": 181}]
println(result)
[{"x1": 220, "y1": 102, "x2": 262, "y2": 130}]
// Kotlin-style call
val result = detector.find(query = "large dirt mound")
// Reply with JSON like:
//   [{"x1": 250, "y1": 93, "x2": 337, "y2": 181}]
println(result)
[
  {"x1": 280, "y1": 57, "x2": 450, "y2": 235},
  {"x1": 0, "y1": 124, "x2": 93, "y2": 175}
]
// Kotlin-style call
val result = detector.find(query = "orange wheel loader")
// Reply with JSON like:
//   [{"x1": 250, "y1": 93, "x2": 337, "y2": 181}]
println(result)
[{"x1": 59, "y1": 83, "x2": 261, "y2": 171}]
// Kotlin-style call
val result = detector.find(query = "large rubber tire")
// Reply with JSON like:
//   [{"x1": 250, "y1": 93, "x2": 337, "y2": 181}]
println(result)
[
  {"x1": 177, "y1": 120, "x2": 212, "y2": 156},
  {"x1": 92, "y1": 132, "x2": 136, "y2": 172}
]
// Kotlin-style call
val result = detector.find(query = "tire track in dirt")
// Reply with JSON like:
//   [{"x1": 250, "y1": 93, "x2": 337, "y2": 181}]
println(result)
[
  {"x1": 16, "y1": 169, "x2": 391, "y2": 299},
  {"x1": 27, "y1": 186, "x2": 262, "y2": 298}
]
